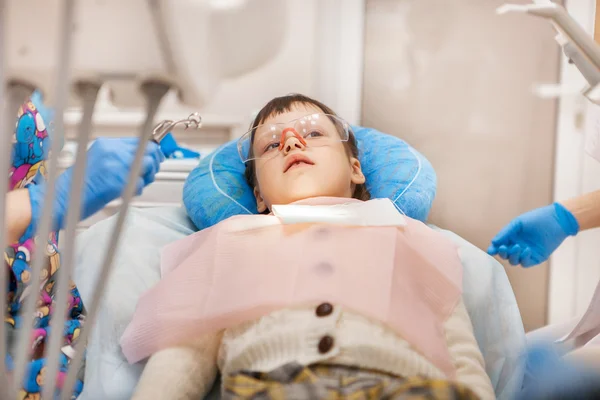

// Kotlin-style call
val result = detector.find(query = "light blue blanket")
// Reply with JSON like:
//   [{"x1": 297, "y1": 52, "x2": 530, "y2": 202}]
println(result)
[{"x1": 73, "y1": 207, "x2": 525, "y2": 399}]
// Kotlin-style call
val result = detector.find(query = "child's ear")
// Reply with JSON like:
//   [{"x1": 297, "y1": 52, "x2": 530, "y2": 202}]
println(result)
[
  {"x1": 254, "y1": 186, "x2": 268, "y2": 213},
  {"x1": 350, "y1": 157, "x2": 366, "y2": 185}
]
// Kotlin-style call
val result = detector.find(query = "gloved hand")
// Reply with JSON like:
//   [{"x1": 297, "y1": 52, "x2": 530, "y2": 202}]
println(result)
[
  {"x1": 25, "y1": 138, "x2": 164, "y2": 239},
  {"x1": 487, "y1": 203, "x2": 580, "y2": 267},
  {"x1": 518, "y1": 344, "x2": 600, "y2": 400}
]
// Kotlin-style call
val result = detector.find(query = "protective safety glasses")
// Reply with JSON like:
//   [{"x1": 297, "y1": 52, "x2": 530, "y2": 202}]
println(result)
[{"x1": 237, "y1": 113, "x2": 350, "y2": 163}]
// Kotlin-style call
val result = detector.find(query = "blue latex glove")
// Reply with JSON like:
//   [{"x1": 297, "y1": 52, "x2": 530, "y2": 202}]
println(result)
[
  {"x1": 24, "y1": 138, "x2": 164, "y2": 240},
  {"x1": 159, "y1": 132, "x2": 200, "y2": 159},
  {"x1": 518, "y1": 344, "x2": 600, "y2": 400},
  {"x1": 487, "y1": 203, "x2": 579, "y2": 267}
]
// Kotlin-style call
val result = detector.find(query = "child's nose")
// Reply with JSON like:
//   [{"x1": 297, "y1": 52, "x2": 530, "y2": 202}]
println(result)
[
  {"x1": 279, "y1": 128, "x2": 307, "y2": 154},
  {"x1": 282, "y1": 136, "x2": 305, "y2": 155}
]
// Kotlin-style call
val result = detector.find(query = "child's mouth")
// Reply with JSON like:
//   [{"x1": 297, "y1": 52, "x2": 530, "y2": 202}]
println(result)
[{"x1": 287, "y1": 161, "x2": 311, "y2": 172}]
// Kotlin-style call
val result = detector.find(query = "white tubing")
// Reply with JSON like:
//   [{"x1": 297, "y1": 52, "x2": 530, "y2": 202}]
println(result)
[
  {"x1": 60, "y1": 80, "x2": 171, "y2": 400},
  {"x1": 42, "y1": 82, "x2": 101, "y2": 399},
  {"x1": 0, "y1": 2, "x2": 9, "y2": 395},
  {"x1": 0, "y1": 1, "x2": 11, "y2": 396},
  {"x1": 0, "y1": 10, "x2": 38, "y2": 390},
  {"x1": 12, "y1": 0, "x2": 76, "y2": 395},
  {"x1": 1, "y1": 83, "x2": 36, "y2": 399}
]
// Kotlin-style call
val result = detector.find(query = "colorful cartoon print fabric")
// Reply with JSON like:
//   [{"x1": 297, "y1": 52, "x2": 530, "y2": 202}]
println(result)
[{"x1": 5, "y1": 98, "x2": 86, "y2": 399}]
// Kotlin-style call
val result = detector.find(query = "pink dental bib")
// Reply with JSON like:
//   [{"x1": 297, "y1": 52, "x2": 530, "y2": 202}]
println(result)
[{"x1": 121, "y1": 198, "x2": 463, "y2": 377}]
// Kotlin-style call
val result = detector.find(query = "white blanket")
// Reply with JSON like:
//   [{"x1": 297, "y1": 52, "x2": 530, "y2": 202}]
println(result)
[{"x1": 72, "y1": 207, "x2": 526, "y2": 399}]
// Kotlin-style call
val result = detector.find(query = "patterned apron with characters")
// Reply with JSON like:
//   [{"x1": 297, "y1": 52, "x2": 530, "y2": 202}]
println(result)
[{"x1": 4, "y1": 97, "x2": 86, "y2": 399}]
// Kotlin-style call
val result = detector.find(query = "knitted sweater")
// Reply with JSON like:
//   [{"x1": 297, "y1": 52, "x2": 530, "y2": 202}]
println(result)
[{"x1": 132, "y1": 300, "x2": 494, "y2": 399}]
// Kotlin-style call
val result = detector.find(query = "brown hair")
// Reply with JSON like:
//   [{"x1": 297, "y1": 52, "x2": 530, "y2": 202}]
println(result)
[{"x1": 244, "y1": 93, "x2": 370, "y2": 204}]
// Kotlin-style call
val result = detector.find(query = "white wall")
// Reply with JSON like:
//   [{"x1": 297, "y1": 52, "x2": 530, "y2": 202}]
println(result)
[{"x1": 362, "y1": 0, "x2": 562, "y2": 331}]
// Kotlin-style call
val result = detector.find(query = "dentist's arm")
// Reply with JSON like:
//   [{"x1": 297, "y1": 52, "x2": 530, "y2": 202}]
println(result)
[
  {"x1": 5, "y1": 137, "x2": 164, "y2": 245},
  {"x1": 562, "y1": 189, "x2": 600, "y2": 231},
  {"x1": 5, "y1": 189, "x2": 33, "y2": 244},
  {"x1": 488, "y1": 189, "x2": 600, "y2": 267}
]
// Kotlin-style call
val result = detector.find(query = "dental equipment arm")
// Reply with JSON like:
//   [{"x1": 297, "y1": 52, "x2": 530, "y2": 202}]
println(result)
[
  {"x1": 563, "y1": 42, "x2": 600, "y2": 87},
  {"x1": 497, "y1": 2, "x2": 600, "y2": 70},
  {"x1": 498, "y1": 1, "x2": 600, "y2": 102},
  {"x1": 561, "y1": 41, "x2": 600, "y2": 103}
]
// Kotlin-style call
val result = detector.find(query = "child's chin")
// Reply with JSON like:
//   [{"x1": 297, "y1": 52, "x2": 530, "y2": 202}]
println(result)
[{"x1": 285, "y1": 182, "x2": 332, "y2": 203}]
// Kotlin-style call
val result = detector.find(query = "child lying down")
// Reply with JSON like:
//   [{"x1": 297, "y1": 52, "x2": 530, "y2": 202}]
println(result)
[{"x1": 120, "y1": 94, "x2": 495, "y2": 400}]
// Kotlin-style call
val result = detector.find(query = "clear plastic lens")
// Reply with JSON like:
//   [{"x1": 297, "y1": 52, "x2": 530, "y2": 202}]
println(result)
[{"x1": 237, "y1": 113, "x2": 350, "y2": 163}]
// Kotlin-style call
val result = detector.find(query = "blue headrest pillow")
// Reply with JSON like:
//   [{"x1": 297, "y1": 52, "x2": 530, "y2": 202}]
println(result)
[{"x1": 183, "y1": 126, "x2": 437, "y2": 230}]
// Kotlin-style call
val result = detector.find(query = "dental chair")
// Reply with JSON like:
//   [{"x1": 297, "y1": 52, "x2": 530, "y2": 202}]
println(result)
[
  {"x1": 72, "y1": 127, "x2": 527, "y2": 400},
  {"x1": 1, "y1": 1, "x2": 529, "y2": 398}
]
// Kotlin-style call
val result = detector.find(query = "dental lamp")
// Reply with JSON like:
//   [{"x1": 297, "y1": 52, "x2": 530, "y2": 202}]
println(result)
[{"x1": 0, "y1": 0, "x2": 286, "y2": 398}]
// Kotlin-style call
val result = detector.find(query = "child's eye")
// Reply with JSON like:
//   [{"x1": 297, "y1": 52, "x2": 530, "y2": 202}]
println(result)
[
  {"x1": 264, "y1": 142, "x2": 279, "y2": 152},
  {"x1": 306, "y1": 130, "x2": 323, "y2": 138}
]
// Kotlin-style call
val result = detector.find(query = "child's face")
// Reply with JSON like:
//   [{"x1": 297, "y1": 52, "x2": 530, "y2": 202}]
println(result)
[{"x1": 252, "y1": 104, "x2": 365, "y2": 212}]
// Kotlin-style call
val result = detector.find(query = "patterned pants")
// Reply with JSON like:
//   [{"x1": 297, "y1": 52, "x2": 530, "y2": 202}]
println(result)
[{"x1": 222, "y1": 363, "x2": 480, "y2": 400}]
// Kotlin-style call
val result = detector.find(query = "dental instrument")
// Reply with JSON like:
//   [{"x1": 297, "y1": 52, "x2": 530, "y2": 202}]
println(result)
[{"x1": 152, "y1": 112, "x2": 202, "y2": 143}]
